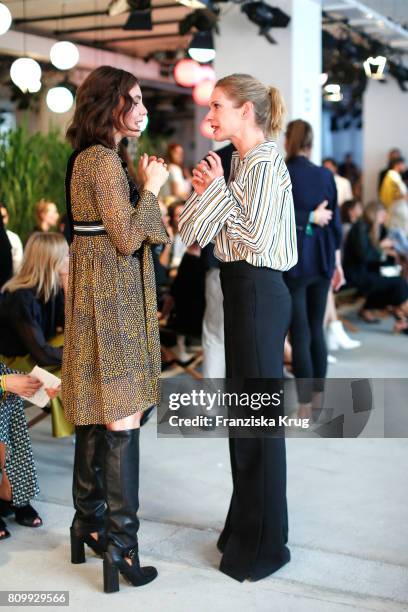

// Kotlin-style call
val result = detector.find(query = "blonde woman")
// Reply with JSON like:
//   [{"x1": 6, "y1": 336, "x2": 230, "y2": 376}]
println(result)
[
  {"x1": 0, "y1": 232, "x2": 72, "y2": 437},
  {"x1": 179, "y1": 74, "x2": 297, "y2": 582}
]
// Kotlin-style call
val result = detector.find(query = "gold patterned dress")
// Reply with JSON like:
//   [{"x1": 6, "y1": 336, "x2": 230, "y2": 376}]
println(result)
[{"x1": 62, "y1": 144, "x2": 169, "y2": 425}]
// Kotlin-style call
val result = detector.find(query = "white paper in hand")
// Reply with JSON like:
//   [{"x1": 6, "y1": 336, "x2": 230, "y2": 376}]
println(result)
[{"x1": 21, "y1": 366, "x2": 61, "y2": 407}]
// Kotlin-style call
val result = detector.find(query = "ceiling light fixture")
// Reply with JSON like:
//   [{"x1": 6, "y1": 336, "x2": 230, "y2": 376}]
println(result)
[
  {"x1": 108, "y1": 0, "x2": 145, "y2": 17},
  {"x1": 179, "y1": 8, "x2": 219, "y2": 36},
  {"x1": 10, "y1": 57, "x2": 42, "y2": 93},
  {"x1": 177, "y1": 0, "x2": 210, "y2": 9},
  {"x1": 0, "y1": 2, "x2": 12, "y2": 35},
  {"x1": 188, "y1": 32, "x2": 216, "y2": 63},
  {"x1": 363, "y1": 55, "x2": 387, "y2": 80},
  {"x1": 241, "y1": 2, "x2": 290, "y2": 44},
  {"x1": 50, "y1": 41, "x2": 80, "y2": 70},
  {"x1": 46, "y1": 86, "x2": 74, "y2": 113}
]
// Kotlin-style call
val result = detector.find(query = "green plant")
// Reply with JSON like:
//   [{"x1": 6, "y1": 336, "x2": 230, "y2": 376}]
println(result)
[{"x1": 0, "y1": 124, "x2": 72, "y2": 242}]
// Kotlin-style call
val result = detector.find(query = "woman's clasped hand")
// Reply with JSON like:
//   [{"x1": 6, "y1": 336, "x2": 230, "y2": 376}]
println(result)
[
  {"x1": 137, "y1": 154, "x2": 169, "y2": 195},
  {"x1": 192, "y1": 151, "x2": 224, "y2": 195}
]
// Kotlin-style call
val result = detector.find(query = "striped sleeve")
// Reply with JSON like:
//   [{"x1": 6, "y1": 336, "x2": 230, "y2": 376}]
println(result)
[
  {"x1": 191, "y1": 177, "x2": 237, "y2": 247},
  {"x1": 178, "y1": 191, "x2": 200, "y2": 246}
]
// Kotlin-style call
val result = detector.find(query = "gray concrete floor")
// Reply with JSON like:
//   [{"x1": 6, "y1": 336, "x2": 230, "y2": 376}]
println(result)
[{"x1": 1, "y1": 312, "x2": 408, "y2": 611}]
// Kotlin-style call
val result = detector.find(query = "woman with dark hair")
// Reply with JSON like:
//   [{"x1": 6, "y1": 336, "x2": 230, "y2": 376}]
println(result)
[
  {"x1": 179, "y1": 73, "x2": 297, "y2": 583},
  {"x1": 284, "y1": 120, "x2": 343, "y2": 416},
  {"x1": 343, "y1": 201, "x2": 408, "y2": 329},
  {"x1": 62, "y1": 66, "x2": 169, "y2": 592}
]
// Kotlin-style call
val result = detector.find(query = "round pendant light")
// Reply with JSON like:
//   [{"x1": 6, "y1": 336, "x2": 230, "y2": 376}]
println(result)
[
  {"x1": 50, "y1": 41, "x2": 80, "y2": 70},
  {"x1": 0, "y1": 2, "x2": 12, "y2": 36},
  {"x1": 10, "y1": 57, "x2": 42, "y2": 92},
  {"x1": 46, "y1": 86, "x2": 74, "y2": 113}
]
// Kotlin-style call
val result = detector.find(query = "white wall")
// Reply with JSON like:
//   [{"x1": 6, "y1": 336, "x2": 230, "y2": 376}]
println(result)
[
  {"x1": 363, "y1": 78, "x2": 408, "y2": 202},
  {"x1": 214, "y1": 0, "x2": 322, "y2": 161}
]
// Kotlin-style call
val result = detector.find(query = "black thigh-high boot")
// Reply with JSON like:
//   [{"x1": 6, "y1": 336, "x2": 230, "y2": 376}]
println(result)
[
  {"x1": 102, "y1": 428, "x2": 157, "y2": 593},
  {"x1": 70, "y1": 425, "x2": 107, "y2": 563}
]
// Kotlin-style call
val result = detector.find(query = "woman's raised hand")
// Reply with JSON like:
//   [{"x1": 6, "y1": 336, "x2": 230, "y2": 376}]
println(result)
[
  {"x1": 140, "y1": 154, "x2": 169, "y2": 196},
  {"x1": 192, "y1": 151, "x2": 224, "y2": 195}
]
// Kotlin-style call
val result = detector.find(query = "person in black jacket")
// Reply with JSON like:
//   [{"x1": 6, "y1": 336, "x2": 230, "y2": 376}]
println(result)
[
  {"x1": 284, "y1": 120, "x2": 344, "y2": 416},
  {"x1": 343, "y1": 201, "x2": 408, "y2": 329},
  {"x1": 0, "y1": 233, "x2": 68, "y2": 367},
  {"x1": 0, "y1": 212, "x2": 12, "y2": 287}
]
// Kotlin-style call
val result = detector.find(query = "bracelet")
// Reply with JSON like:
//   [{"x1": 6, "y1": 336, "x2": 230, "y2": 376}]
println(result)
[{"x1": 0, "y1": 374, "x2": 8, "y2": 398}]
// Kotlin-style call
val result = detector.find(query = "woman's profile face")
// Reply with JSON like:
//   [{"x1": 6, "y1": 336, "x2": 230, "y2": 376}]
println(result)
[
  {"x1": 44, "y1": 203, "x2": 59, "y2": 227},
  {"x1": 206, "y1": 87, "x2": 245, "y2": 142},
  {"x1": 119, "y1": 83, "x2": 147, "y2": 139}
]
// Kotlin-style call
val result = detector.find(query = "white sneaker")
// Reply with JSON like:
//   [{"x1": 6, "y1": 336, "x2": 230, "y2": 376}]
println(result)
[
  {"x1": 171, "y1": 335, "x2": 195, "y2": 363},
  {"x1": 326, "y1": 320, "x2": 362, "y2": 351},
  {"x1": 327, "y1": 354, "x2": 338, "y2": 364}
]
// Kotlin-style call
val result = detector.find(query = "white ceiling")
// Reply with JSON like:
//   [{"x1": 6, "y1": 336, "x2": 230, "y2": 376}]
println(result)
[
  {"x1": 4, "y1": 1, "x2": 408, "y2": 59},
  {"x1": 5, "y1": 0, "x2": 193, "y2": 58}
]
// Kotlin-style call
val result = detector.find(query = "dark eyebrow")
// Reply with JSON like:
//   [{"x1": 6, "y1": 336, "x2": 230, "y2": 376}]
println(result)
[{"x1": 132, "y1": 95, "x2": 141, "y2": 102}]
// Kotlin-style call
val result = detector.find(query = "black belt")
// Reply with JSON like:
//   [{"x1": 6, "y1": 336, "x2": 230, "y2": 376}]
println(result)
[{"x1": 72, "y1": 220, "x2": 107, "y2": 236}]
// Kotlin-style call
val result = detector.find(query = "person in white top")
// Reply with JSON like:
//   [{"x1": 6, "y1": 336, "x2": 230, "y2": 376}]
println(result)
[
  {"x1": 323, "y1": 158, "x2": 353, "y2": 206},
  {"x1": 0, "y1": 204, "x2": 23, "y2": 274},
  {"x1": 161, "y1": 143, "x2": 192, "y2": 200}
]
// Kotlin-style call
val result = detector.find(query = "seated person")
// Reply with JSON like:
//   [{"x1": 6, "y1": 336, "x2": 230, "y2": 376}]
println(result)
[
  {"x1": 340, "y1": 199, "x2": 363, "y2": 250},
  {"x1": 0, "y1": 364, "x2": 59, "y2": 540},
  {"x1": 388, "y1": 198, "x2": 408, "y2": 259},
  {"x1": 379, "y1": 158, "x2": 408, "y2": 210},
  {"x1": 343, "y1": 201, "x2": 408, "y2": 330},
  {"x1": 0, "y1": 203, "x2": 23, "y2": 274},
  {"x1": 0, "y1": 232, "x2": 73, "y2": 436}
]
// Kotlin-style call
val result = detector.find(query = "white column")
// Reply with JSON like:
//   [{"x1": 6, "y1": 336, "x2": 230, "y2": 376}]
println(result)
[
  {"x1": 363, "y1": 78, "x2": 408, "y2": 202},
  {"x1": 214, "y1": 0, "x2": 322, "y2": 161}
]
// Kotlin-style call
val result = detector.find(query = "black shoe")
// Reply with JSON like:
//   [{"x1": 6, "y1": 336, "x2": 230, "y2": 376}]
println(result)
[
  {"x1": 0, "y1": 500, "x2": 42, "y2": 527},
  {"x1": 0, "y1": 517, "x2": 10, "y2": 540},
  {"x1": 71, "y1": 425, "x2": 107, "y2": 564},
  {"x1": 0, "y1": 499, "x2": 13, "y2": 518},
  {"x1": 103, "y1": 428, "x2": 158, "y2": 593},
  {"x1": 103, "y1": 543, "x2": 157, "y2": 592}
]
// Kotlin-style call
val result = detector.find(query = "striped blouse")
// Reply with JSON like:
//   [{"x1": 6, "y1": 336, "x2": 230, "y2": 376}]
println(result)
[{"x1": 178, "y1": 141, "x2": 298, "y2": 271}]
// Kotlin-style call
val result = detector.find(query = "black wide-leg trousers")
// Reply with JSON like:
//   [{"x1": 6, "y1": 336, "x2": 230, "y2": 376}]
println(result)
[{"x1": 218, "y1": 261, "x2": 291, "y2": 582}]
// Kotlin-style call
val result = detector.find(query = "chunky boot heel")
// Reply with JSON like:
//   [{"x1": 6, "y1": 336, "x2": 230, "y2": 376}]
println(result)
[
  {"x1": 103, "y1": 429, "x2": 158, "y2": 593},
  {"x1": 70, "y1": 529, "x2": 86, "y2": 564},
  {"x1": 103, "y1": 555, "x2": 120, "y2": 593}
]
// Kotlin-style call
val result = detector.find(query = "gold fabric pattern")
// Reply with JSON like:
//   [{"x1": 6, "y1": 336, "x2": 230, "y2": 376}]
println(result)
[{"x1": 62, "y1": 145, "x2": 169, "y2": 424}]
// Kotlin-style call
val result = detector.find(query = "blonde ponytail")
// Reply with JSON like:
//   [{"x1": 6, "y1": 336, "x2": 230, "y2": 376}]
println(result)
[{"x1": 268, "y1": 87, "x2": 286, "y2": 139}]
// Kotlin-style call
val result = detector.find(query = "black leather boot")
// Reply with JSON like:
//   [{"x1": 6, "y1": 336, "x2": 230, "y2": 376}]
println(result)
[
  {"x1": 70, "y1": 425, "x2": 107, "y2": 563},
  {"x1": 103, "y1": 428, "x2": 157, "y2": 593}
]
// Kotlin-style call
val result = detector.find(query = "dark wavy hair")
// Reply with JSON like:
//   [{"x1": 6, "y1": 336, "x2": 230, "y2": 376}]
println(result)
[{"x1": 66, "y1": 66, "x2": 139, "y2": 149}]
